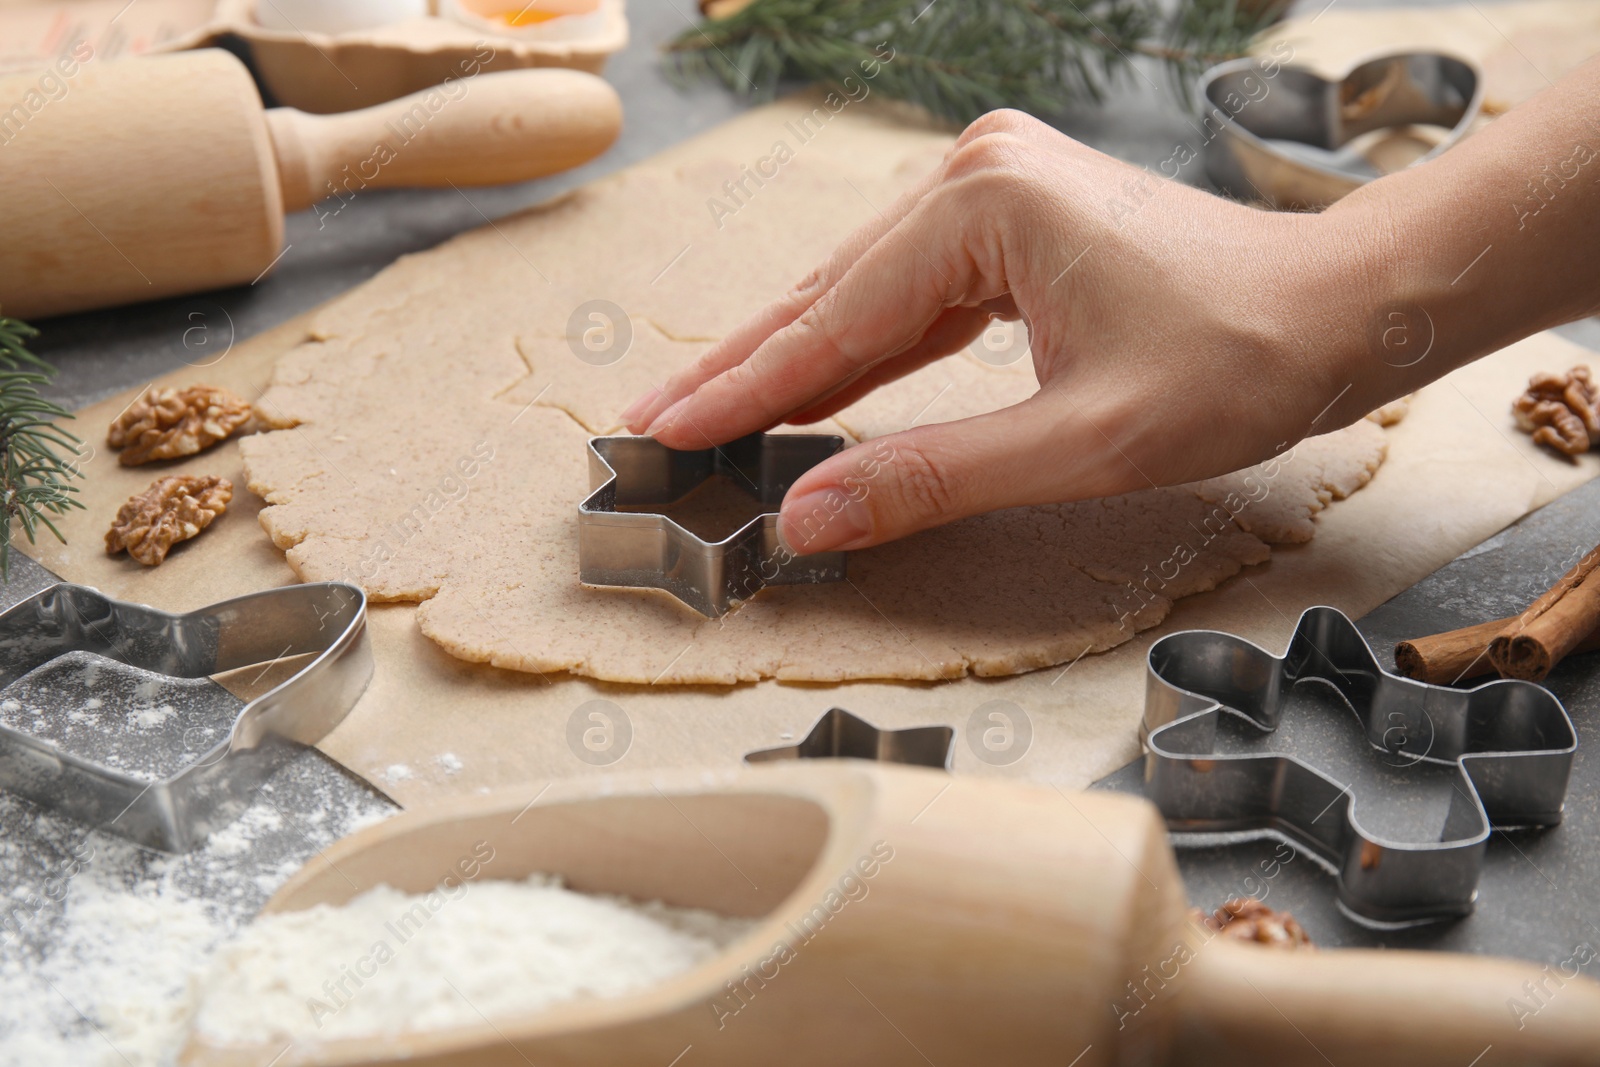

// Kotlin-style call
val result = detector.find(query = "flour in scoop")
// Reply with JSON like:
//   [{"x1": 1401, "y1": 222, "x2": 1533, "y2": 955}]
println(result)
[{"x1": 194, "y1": 874, "x2": 756, "y2": 1044}]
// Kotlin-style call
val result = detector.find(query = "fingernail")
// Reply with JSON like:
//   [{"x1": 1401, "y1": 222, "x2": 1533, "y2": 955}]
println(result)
[
  {"x1": 619, "y1": 388, "x2": 660, "y2": 429},
  {"x1": 780, "y1": 489, "x2": 873, "y2": 553},
  {"x1": 644, "y1": 397, "x2": 688, "y2": 438}
]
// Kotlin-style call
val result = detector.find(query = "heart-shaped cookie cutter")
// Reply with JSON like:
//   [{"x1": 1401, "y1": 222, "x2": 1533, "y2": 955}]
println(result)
[
  {"x1": 0, "y1": 582, "x2": 371, "y2": 852},
  {"x1": 1200, "y1": 51, "x2": 1483, "y2": 209},
  {"x1": 577, "y1": 432, "x2": 847, "y2": 617},
  {"x1": 1142, "y1": 606, "x2": 1575, "y2": 926}
]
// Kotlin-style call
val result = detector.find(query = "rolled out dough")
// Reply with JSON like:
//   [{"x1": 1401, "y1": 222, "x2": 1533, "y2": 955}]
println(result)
[
  {"x1": 17, "y1": 95, "x2": 1599, "y2": 803},
  {"x1": 240, "y1": 152, "x2": 1392, "y2": 685}
]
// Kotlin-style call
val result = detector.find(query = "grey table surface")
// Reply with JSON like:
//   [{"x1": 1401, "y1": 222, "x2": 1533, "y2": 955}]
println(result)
[{"x1": 7, "y1": 0, "x2": 1600, "y2": 971}]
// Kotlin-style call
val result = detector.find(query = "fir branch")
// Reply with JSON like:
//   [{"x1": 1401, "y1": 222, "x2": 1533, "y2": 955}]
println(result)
[
  {"x1": 0, "y1": 316, "x2": 85, "y2": 580},
  {"x1": 1151, "y1": 0, "x2": 1288, "y2": 105},
  {"x1": 665, "y1": 0, "x2": 1285, "y2": 125}
]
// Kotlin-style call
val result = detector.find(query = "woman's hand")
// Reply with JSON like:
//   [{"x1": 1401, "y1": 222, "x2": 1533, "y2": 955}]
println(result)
[
  {"x1": 622, "y1": 109, "x2": 1384, "y2": 552},
  {"x1": 621, "y1": 63, "x2": 1600, "y2": 554}
]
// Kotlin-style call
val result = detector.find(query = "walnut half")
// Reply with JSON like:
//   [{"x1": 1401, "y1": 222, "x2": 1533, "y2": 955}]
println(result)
[
  {"x1": 107, "y1": 385, "x2": 252, "y2": 466},
  {"x1": 106, "y1": 475, "x2": 233, "y2": 566},
  {"x1": 1193, "y1": 897, "x2": 1314, "y2": 950},
  {"x1": 1513, "y1": 366, "x2": 1600, "y2": 458}
]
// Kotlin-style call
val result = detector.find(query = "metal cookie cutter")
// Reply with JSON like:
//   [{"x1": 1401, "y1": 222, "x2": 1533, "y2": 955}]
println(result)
[
  {"x1": 0, "y1": 582, "x2": 371, "y2": 852},
  {"x1": 1200, "y1": 51, "x2": 1483, "y2": 209},
  {"x1": 1142, "y1": 606, "x2": 1575, "y2": 926},
  {"x1": 578, "y1": 432, "x2": 847, "y2": 617},
  {"x1": 745, "y1": 707, "x2": 955, "y2": 770}
]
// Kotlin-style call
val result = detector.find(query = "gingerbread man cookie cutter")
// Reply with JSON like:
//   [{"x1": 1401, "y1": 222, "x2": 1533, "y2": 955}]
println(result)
[{"x1": 1142, "y1": 606, "x2": 1575, "y2": 926}]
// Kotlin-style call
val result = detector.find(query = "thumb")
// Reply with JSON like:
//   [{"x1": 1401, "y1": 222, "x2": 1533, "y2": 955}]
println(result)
[{"x1": 779, "y1": 396, "x2": 1130, "y2": 553}]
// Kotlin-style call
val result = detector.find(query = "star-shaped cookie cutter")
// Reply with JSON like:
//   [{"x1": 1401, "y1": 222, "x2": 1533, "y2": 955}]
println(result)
[
  {"x1": 578, "y1": 432, "x2": 848, "y2": 617},
  {"x1": 0, "y1": 582, "x2": 371, "y2": 852},
  {"x1": 745, "y1": 707, "x2": 954, "y2": 770},
  {"x1": 1142, "y1": 606, "x2": 1576, "y2": 926}
]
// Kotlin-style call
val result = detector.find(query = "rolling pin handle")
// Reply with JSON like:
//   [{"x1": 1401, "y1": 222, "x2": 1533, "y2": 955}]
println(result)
[
  {"x1": 265, "y1": 69, "x2": 622, "y2": 215},
  {"x1": 264, "y1": 110, "x2": 316, "y2": 214}
]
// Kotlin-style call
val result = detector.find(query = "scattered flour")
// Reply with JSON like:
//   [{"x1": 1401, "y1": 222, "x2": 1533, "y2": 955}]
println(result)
[
  {"x1": 194, "y1": 875, "x2": 755, "y2": 1045},
  {"x1": 435, "y1": 752, "x2": 463, "y2": 776},
  {"x1": 67, "y1": 699, "x2": 107, "y2": 726},
  {"x1": 382, "y1": 764, "x2": 413, "y2": 784},
  {"x1": 0, "y1": 652, "x2": 243, "y2": 780},
  {"x1": 0, "y1": 755, "x2": 396, "y2": 1067},
  {"x1": 202, "y1": 805, "x2": 285, "y2": 859},
  {"x1": 127, "y1": 704, "x2": 177, "y2": 729},
  {"x1": 0, "y1": 851, "x2": 223, "y2": 1067}
]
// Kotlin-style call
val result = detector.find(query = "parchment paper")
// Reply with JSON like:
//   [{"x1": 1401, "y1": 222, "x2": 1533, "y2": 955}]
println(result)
[{"x1": 24, "y1": 89, "x2": 1599, "y2": 808}]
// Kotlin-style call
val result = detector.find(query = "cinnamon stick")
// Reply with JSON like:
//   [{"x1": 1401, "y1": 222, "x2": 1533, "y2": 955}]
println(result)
[
  {"x1": 1395, "y1": 617, "x2": 1513, "y2": 684},
  {"x1": 1485, "y1": 543, "x2": 1600, "y2": 680},
  {"x1": 1491, "y1": 574, "x2": 1600, "y2": 680},
  {"x1": 1396, "y1": 541, "x2": 1600, "y2": 684},
  {"x1": 1396, "y1": 616, "x2": 1600, "y2": 684}
]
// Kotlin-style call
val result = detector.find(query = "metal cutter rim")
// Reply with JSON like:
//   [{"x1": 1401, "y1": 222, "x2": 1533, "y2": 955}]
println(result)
[
  {"x1": 0, "y1": 581, "x2": 372, "y2": 852},
  {"x1": 1142, "y1": 604, "x2": 1576, "y2": 925},
  {"x1": 577, "y1": 432, "x2": 848, "y2": 617},
  {"x1": 1198, "y1": 50, "x2": 1484, "y2": 209}
]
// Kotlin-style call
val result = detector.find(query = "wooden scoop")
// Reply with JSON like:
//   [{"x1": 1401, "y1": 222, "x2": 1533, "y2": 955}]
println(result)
[
  {"x1": 0, "y1": 49, "x2": 621, "y2": 319},
  {"x1": 181, "y1": 764, "x2": 1600, "y2": 1066}
]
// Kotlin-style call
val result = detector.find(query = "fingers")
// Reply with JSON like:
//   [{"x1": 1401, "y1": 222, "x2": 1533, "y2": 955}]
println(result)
[
  {"x1": 786, "y1": 305, "x2": 994, "y2": 424},
  {"x1": 625, "y1": 111, "x2": 1059, "y2": 440},
  {"x1": 621, "y1": 162, "x2": 950, "y2": 434},
  {"x1": 778, "y1": 393, "x2": 1134, "y2": 553},
  {"x1": 647, "y1": 186, "x2": 998, "y2": 449}
]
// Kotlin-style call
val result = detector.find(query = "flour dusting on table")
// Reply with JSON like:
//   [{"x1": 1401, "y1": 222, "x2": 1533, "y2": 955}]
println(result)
[
  {"x1": 0, "y1": 753, "x2": 395, "y2": 1067},
  {"x1": 0, "y1": 651, "x2": 240, "y2": 780}
]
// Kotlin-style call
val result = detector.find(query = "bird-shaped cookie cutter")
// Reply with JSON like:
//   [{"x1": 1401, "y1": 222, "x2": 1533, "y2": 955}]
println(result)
[
  {"x1": 0, "y1": 582, "x2": 371, "y2": 852},
  {"x1": 577, "y1": 432, "x2": 847, "y2": 617},
  {"x1": 1142, "y1": 606, "x2": 1576, "y2": 926}
]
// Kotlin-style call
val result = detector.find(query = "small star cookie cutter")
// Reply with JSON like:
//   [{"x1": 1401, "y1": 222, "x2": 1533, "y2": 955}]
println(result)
[
  {"x1": 1142, "y1": 606, "x2": 1576, "y2": 926},
  {"x1": 0, "y1": 582, "x2": 371, "y2": 852},
  {"x1": 745, "y1": 707, "x2": 955, "y2": 769},
  {"x1": 578, "y1": 432, "x2": 847, "y2": 617}
]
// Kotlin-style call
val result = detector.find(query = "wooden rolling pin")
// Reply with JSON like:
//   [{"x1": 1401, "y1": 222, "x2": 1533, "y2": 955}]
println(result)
[
  {"x1": 0, "y1": 49, "x2": 621, "y2": 319},
  {"x1": 181, "y1": 763, "x2": 1600, "y2": 1066}
]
